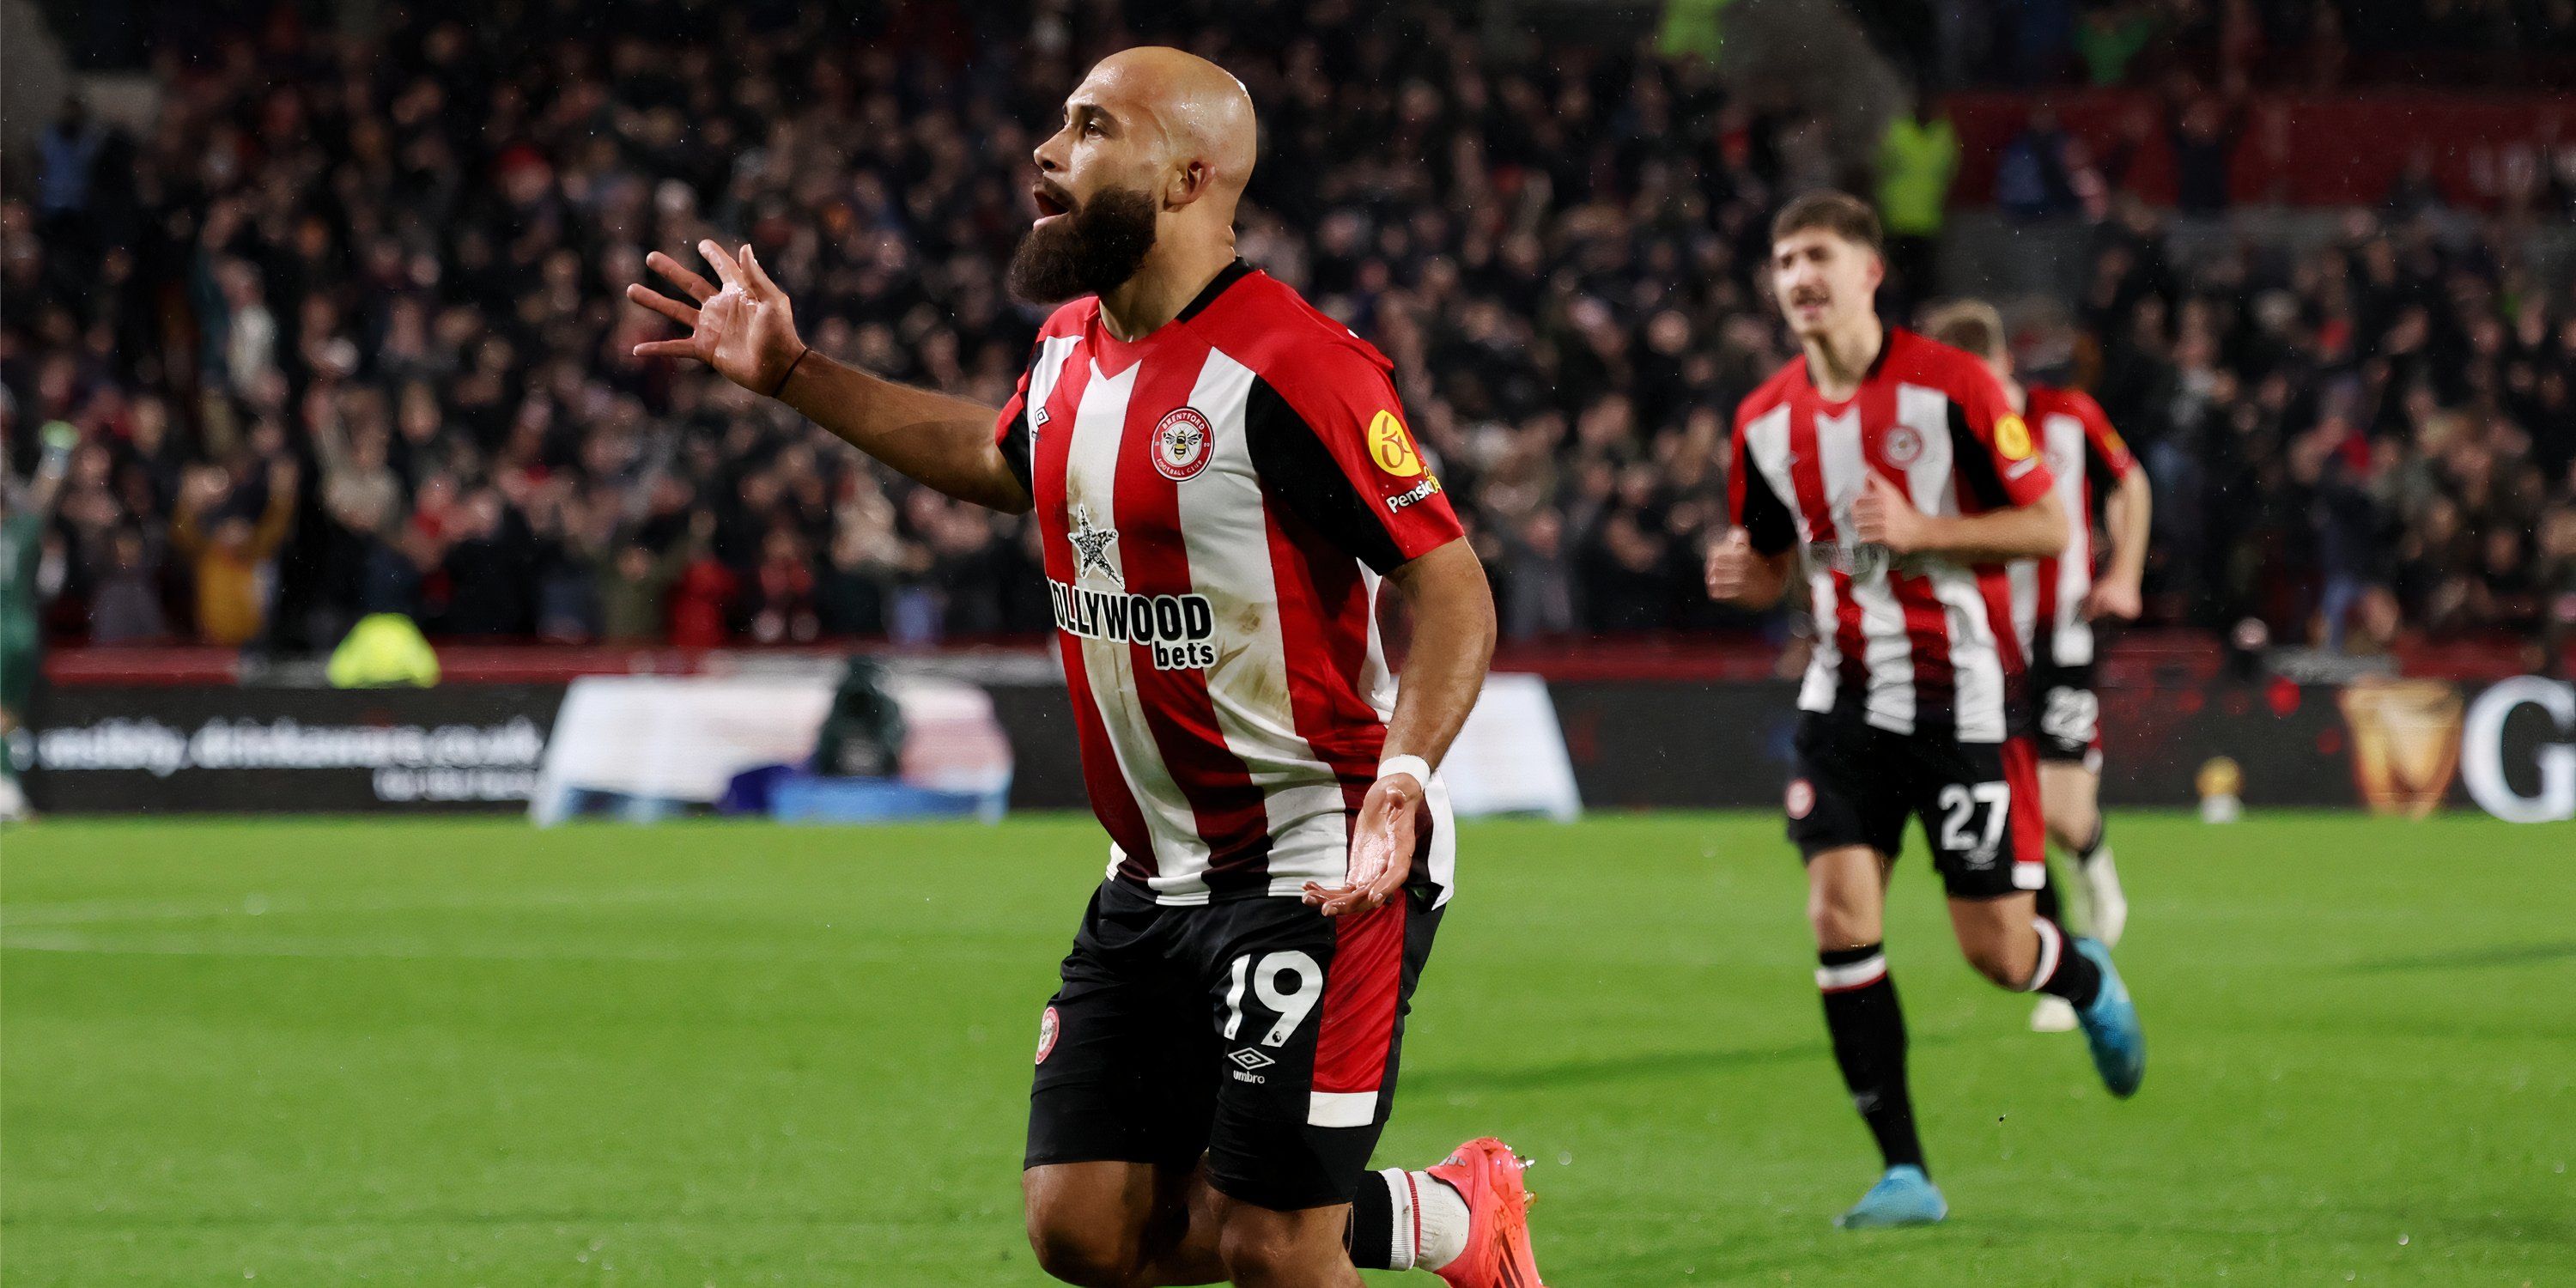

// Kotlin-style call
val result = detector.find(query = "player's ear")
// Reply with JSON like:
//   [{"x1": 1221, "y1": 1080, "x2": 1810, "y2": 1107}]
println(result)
[
  {"x1": 1864, "y1": 248, "x2": 1886, "y2": 291},
  {"x1": 1167, "y1": 159, "x2": 1206, "y2": 210}
]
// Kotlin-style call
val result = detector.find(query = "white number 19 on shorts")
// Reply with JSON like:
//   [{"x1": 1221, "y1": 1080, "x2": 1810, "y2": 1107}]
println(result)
[{"x1": 1221, "y1": 951, "x2": 1323, "y2": 1047}]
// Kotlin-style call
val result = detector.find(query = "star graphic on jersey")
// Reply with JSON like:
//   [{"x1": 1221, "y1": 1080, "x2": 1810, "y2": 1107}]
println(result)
[{"x1": 1067, "y1": 504, "x2": 1120, "y2": 583}]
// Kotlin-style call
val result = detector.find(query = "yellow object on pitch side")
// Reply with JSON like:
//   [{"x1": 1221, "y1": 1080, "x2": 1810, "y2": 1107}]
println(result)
[{"x1": 327, "y1": 613, "x2": 441, "y2": 688}]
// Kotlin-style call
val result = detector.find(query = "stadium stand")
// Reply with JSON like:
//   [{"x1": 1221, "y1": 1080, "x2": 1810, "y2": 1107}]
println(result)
[{"x1": 3, "y1": 0, "x2": 2571, "y2": 665}]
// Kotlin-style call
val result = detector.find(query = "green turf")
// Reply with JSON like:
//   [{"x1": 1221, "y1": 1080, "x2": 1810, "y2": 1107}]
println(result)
[{"x1": 3, "y1": 812, "x2": 2570, "y2": 1285}]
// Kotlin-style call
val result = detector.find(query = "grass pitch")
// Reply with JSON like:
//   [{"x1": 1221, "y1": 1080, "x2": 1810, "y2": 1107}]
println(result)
[{"x1": 3, "y1": 812, "x2": 2570, "y2": 1285}]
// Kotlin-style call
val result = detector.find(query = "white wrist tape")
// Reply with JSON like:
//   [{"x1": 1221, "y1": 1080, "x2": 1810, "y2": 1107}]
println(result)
[{"x1": 1376, "y1": 754, "x2": 1431, "y2": 787}]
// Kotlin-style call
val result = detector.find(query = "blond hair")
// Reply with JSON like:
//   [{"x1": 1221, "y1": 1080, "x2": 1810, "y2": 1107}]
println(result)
[{"x1": 1921, "y1": 299, "x2": 2007, "y2": 360}]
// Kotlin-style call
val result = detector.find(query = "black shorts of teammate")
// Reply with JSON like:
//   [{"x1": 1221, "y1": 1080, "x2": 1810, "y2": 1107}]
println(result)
[
  {"x1": 1025, "y1": 878, "x2": 1442, "y2": 1211},
  {"x1": 1785, "y1": 711, "x2": 2048, "y2": 899},
  {"x1": 2023, "y1": 656, "x2": 2105, "y2": 769}
]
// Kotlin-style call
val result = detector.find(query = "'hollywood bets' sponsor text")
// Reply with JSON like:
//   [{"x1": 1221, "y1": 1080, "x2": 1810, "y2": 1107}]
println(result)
[{"x1": 1049, "y1": 580, "x2": 1219, "y2": 670}]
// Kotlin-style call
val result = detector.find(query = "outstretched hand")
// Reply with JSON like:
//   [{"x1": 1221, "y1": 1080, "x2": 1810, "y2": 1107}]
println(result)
[
  {"x1": 1302, "y1": 773, "x2": 1422, "y2": 917},
  {"x1": 627, "y1": 240, "x2": 807, "y2": 396}
]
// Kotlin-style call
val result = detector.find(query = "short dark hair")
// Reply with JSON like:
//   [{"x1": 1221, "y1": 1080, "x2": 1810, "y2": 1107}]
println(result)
[
  {"x1": 1921, "y1": 299, "x2": 2007, "y2": 360},
  {"x1": 1769, "y1": 191, "x2": 1883, "y2": 255}
]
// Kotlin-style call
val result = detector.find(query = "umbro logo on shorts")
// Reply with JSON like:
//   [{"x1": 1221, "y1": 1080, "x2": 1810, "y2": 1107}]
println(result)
[{"x1": 1227, "y1": 1048, "x2": 1277, "y2": 1072}]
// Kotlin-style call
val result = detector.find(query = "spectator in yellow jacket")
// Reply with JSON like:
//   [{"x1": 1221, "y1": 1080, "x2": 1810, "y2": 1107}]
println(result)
[{"x1": 171, "y1": 459, "x2": 297, "y2": 646}]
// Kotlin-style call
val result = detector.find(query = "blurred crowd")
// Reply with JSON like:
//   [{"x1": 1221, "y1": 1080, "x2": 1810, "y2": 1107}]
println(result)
[
  {"x1": 2044, "y1": 202, "x2": 2576, "y2": 655},
  {"x1": 1919, "y1": 0, "x2": 2576, "y2": 89},
  {"x1": 3, "y1": 0, "x2": 2570, "y2": 660}
]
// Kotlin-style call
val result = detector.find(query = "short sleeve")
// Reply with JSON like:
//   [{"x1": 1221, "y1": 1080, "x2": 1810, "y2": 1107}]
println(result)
[
  {"x1": 2071, "y1": 391, "x2": 2137, "y2": 495},
  {"x1": 993, "y1": 347, "x2": 1041, "y2": 500},
  {"x1": 1242, "y1": 345, "x2": 1462, "y2": 573},
  {"x1": 1943, "y1": 360, "x2": 2055, "y2": 512},
  {"x1": 1728, "y1": 412, "x2": 1797, "y2": 556}
]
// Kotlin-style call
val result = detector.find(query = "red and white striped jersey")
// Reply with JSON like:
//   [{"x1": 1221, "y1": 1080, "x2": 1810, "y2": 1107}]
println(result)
[
  {"x1": 995, "y1": 261, "x2": 1464, "y2": 906},
  {"x1": 2011, "y1": 386, "x2": 2138, "y2": 669},
  {"x1": 1728, "y1": 328, "x2": 2057, "y2": 744}
]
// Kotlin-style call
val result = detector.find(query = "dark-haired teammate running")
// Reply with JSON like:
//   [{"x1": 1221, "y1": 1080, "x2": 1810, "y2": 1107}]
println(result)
[{"x1": 1706, "y1": 191, "x2": 2145, "y2": 1229}]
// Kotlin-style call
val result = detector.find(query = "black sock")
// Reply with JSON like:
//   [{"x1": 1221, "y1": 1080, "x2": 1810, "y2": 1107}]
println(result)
[
  {"x1": 1818, "y1": 944, "x2": 1925, "y2": 1173},
  {"x1": 2030, "y1": 917, "x2": 2103, "y2": 1008},
  {"x1": 1346, "y1": 1171, "x2": 1394, "y2": 1269},
  {"x1": 2033, "y1": 865, "x2": 2064, "y2": 922}
]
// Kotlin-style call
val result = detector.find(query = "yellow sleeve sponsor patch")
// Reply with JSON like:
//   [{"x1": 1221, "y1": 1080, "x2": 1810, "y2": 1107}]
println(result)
[
  {"x1": 1994, "y1": 413, "x2": 2033, "y2": 461},
  {"x1": 1368, "y1": 410, "x2": 1424, "y2": 477}
]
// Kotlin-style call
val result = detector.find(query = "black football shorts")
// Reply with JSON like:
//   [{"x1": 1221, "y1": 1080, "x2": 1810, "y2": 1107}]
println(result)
[
  {"x1": 1785, "y1": 711, "x2": 2048, "y2": 899},
  {"x1": 1024, "y1": 878, "x2": 1442, "y2": 1211},
  {"x1": 2023, "y1": 657, "x2": 2105, "y2": 769}
]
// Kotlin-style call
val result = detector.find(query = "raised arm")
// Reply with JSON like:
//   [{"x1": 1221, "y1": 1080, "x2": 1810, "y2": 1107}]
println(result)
[
  {"x1": 170, "y1": 467, "x2": 224, "y2": 556},
  {"x1": 627, "y1": 241, "x2": 1030, "y2": 513},
  {"x1": 246, "y1": 459, "x2": 301, "y2": 558},
  {"x1": 1303, "y1": 538, "x2": 1496, "y2": 917},
  {"x1": 26, "y1": 428, "x2": 71, "y2": 516}
]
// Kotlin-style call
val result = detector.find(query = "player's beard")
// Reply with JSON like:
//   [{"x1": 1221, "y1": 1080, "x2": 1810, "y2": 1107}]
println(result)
[{"x1": 1008, "y1": 184, "x2": 1159, "y2": 304}]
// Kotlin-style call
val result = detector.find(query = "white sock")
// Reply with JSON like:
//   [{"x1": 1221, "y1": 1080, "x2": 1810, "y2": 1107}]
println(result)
[
  {"x1": 2085, "y1": 847, "x2": 2127, "y2": 947},
  {"x1": 1370, "y1": 1169, "x2": 1419, "y2": 1271},
  {"x1": 1414, "y1": 1170, "x2": 1472, "y2": 1272},
  {"x1": 1368, "y1": 1167, "x2": 1473, "y2": 1273},
  {"x1": 2023, "y1": 916, "x2": 2065, "y2": 993}
]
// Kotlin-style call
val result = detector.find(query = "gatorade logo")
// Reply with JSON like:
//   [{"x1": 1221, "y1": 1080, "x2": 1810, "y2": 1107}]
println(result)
[
  {"x1": 1368, "y1": 410, "x2": 1424, "y2": 477},
  {"x1": 1995, "y1": 414, "x2": 2034, "y2": 462}
]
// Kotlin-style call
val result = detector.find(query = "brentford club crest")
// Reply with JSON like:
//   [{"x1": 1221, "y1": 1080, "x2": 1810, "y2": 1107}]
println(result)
[
  {"x1": 1152, "y1": 407, "x2": 1214, "y2": 481},
  {"x1": 1036, "y1": 1005, "x2": 1060, "y2": 1065},
  {"x1": 1882, "y1": 424, "x2": 1923, "y2": 466},
  {"x1": 1786, "y1": 778, "x2": 1816, "y2": 819}
]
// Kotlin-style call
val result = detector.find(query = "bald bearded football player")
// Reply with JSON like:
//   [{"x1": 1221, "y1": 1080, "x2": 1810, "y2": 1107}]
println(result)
[{"x1": 629, "y1": 48, "x2": 1543, "y2": 1288}]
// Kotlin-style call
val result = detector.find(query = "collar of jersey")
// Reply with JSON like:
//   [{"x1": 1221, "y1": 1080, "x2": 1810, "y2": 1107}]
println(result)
[
  {"x1": 1800, "y1": 324, "x2": 1901, "y2": 409},
  {"x1": 1088, "y1": 258, "x2": 1255, "y2": 375}
]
